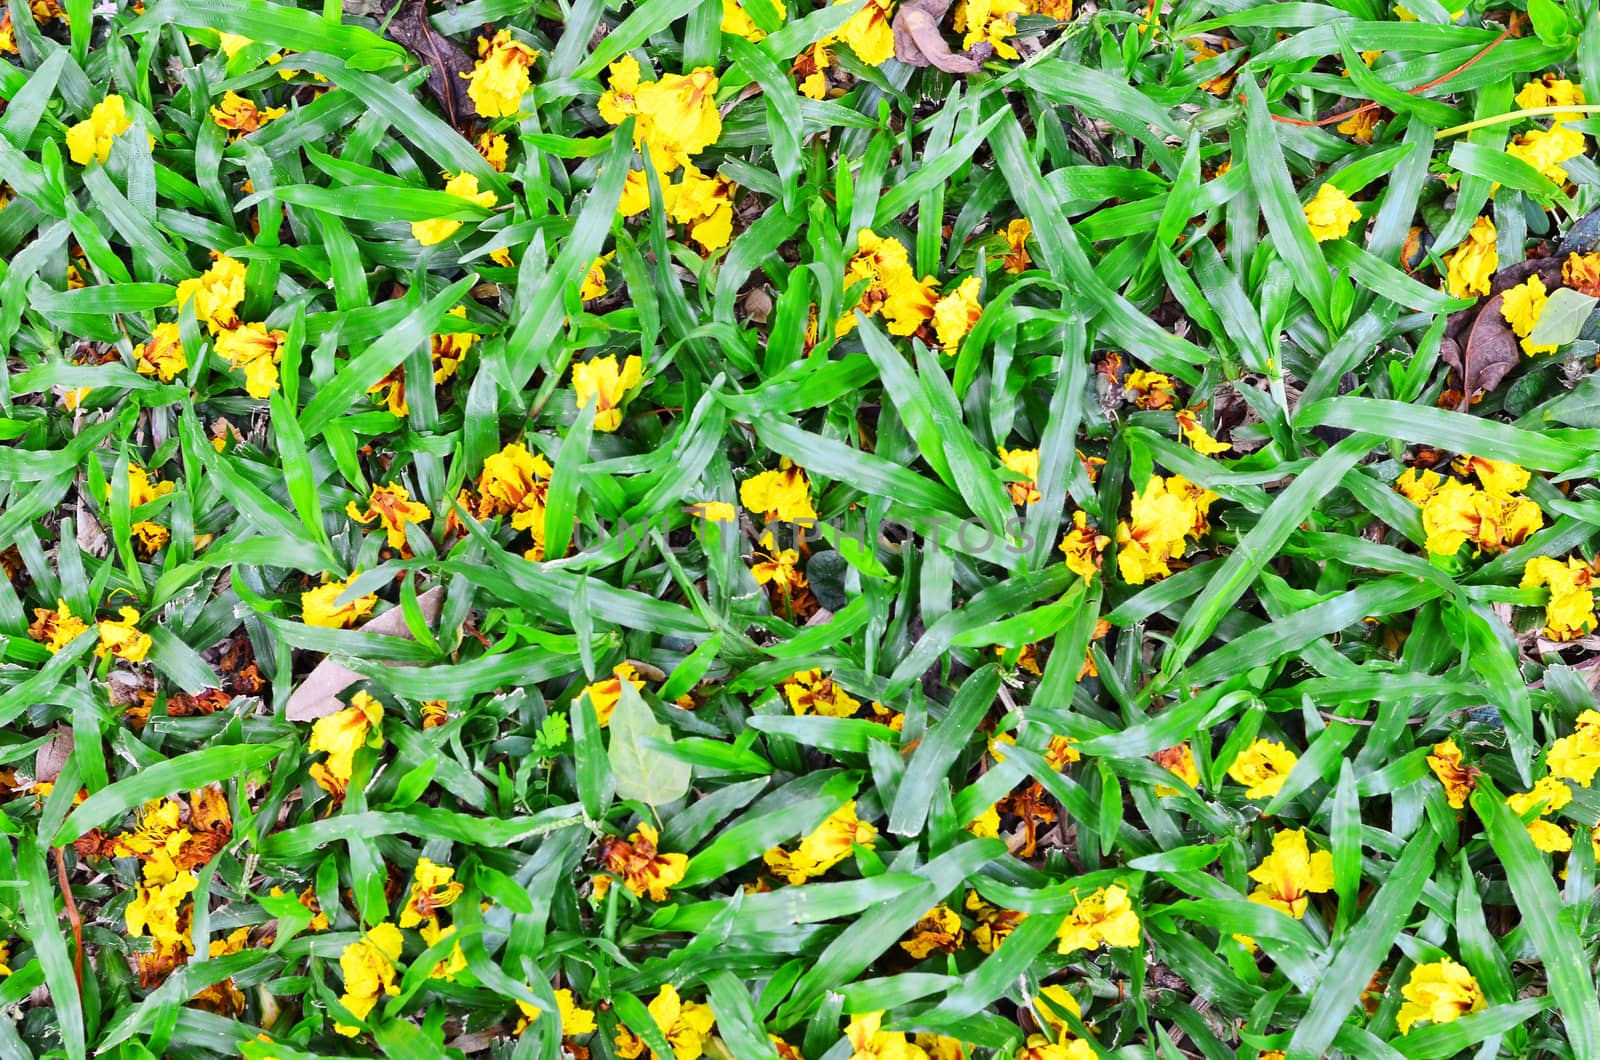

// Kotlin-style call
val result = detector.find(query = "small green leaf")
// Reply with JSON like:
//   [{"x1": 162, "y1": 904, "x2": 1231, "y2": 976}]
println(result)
[
  {"x1": 1526, "y1": 286, "x2": 1598, "y2": 347},
  {"x1": 608, "y1": 682, "x2": 693, "y2": 807}
]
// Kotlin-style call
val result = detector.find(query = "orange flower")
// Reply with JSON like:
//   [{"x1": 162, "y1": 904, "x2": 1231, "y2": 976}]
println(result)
[{"x1": 599, "y1": 822, "x2": 688, "y2": 901}]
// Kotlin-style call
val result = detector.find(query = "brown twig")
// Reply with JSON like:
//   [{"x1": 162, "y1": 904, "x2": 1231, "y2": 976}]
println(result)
[
  {"x1": 53, "y1": 845, "x2": 84, "y2": 992},
  {"x1": 1260, "y1": 20, "x2": 1515, "y2": 129}
]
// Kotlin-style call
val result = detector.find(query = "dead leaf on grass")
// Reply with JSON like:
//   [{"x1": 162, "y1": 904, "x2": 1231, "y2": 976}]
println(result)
[
  {"x1": 285, "y1": 586, "x2": 446, "y2": 722},
  {"x1": 386, "y1": 0, "x2": 477, "y2": 129},
  {"x1": 1439, "y1": 293, "x2": 1519, "y2": 410},
  {"x1": 893, "y1": 0, "x2": 994, "y2": 73}
]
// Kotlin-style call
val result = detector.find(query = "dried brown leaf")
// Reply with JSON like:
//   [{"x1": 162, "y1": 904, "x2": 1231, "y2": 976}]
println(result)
[
  {"x1": 1440, "y1": 294, "x2": 1520, "y2": 410},
  {"x1": 892, "y1": 0, "x2": 993, "y2": 73},
  {"x1": 386, "y1": 0, "x2": 477, "y2": 129},
  {"x1": 285, "y1": 586, "x2": 445, "y2": 721}
]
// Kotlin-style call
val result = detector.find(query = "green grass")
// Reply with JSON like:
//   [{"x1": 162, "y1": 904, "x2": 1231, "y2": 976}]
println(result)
[{"x1": 4, "y1": 0, "x2": 1600, "y2": 1057}]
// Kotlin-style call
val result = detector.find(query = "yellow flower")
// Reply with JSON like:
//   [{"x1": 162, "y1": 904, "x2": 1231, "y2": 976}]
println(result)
[
  {"x1": 619, "y1": 168, "x2": 652, "y2": 216},
  {"x1": 346, "y1": 483, "x2": 432, "y2": 552},
  {"x1": 308, "y1": 690, "x2": 384, "y2": 799},
  {"x1": 691, "y1": 500, "x2": 737, "y2": 522},
  {"x1": 915, "y1": 1034, "x2": 972, "y2": 1060},
  {"x1": 615, "y1": 984, "x2": 716, "y2": 1060},
  {"x1": 837, "y1": 229, "x2": 939, "y2": 337},
  {"x1": 0, "y1": 12, "x2": 16, "y2": 55},
  {"x1": 1507, "y1": 774, "x2": 1572, "y2": 818},
  {"x1": 96, "y1": 606, "x2": 152, "y2": 663},
  {"x1": 1018, "y1": 1037, "x2": 1095, "y2": 1060},
  {"x1": 432, "y1": 305, "x2": 478, "y2": 383},
  {"x1": 782, "y1": 669, "x2": 861, "y2": 717},
  {"x1": 301, "y1": 573, "x2": 378, "y2": 629},
  {"x1": 793, "y1": 42, "x2": 833, "y2": 100},
  {"x1": 1337, "y1": 107, "x2": 1378, "y2": 143},
  {"x1": 1395, "y1": 467, "x2": 1443, "y2": 504},
  {"x1": 1303, "y1": 183, "x2": 1361, "y2": 242},
  {"x1": 1419, "y1": 478, "x2": 1542, "y2": 556},
  {"x1": 334, "y1": 923, "x2": 405, "y2": 1036},
  {"x1": 1500, "y1": 274, "x2": 1557, "y2": 356},
  {"x1": 932, "y1": 276, "x2": 983, "y2": 353},
  {"x1": 558, "y1": 988, "x2": 598, "y2": 1036},
  {"x1": 215, "y1": 322, "x2": 285, "y2": 399},
  {"x1": 1175, "y1": 407, "x2": 1231, "y2": 454},
  {"x1": 601, "y1": 821, "x2": 688, "y2": 901},
  {"x1": 1058, "y1": 511, "x2": 1108, "y2": 584},
  {"x1": 960, "y1": 807, "x2": 998, "y2": 839},
  {"x1": 1455, "y1": 455, "x2": 1531, "y2": 495},
  {"x1": 722, "y1": 0, "x2": 786, "y2": 41},
  {"x1": 1521, "y1": 555, "x2": 1597, "y2": 641},
  {"x1": 417, "y1": 916, "x2": 467, "y2": 981},
  {"x1": 476, "y1": 131, "x2": 509, "y2": 172},
  {"x1": 990, "y1": 732, "x2": 1080, "y2": 770},
  {"x1": 1565, "y1": 251, "x2": 1600, "y2": 298},
  {"x1": 109, "y1": 798, "x2": 190, "y2": 861},
  {"x1": 421, "y1": 700, "x2": 448, "y2": 728},
  {"x1": 66, "y1": 94, "x2": 135, "y2": 165},
  {"x1": 953, "y1": 0, "x2": 1028, "y2": 59},
  {"x1": 664, "y1": 165, "x2": 736, "y2": 253},
  {"x1": 1516, "y1": 75, "x2": 1585, "y2": 110},
  {"x1": 126, "y1": 465, "x2": 175, "y2": 509},
  {"x1": 1189, "y1": 37, "x2": 1238, "y2": 95},
  {"x1": 1507, "y1": 122, "x2": 1586, "y2": 185},
  {"x1": 209, "y1": 91, "x2": 286, "y2": 136},
  {"x1": 900, "y1": 904, "x2": 964, "y2": 958},
  {"x1": 1125, "y1": 368, "x2": 1175, "y2": 410},
  {"x1": 1396, "y1": 958, "x2": 1485, "y2": 1035},
  {"x1": 998, "y1": 446, "x2": 1040, "y2": 505},
  {"x1": 189, "y1": 926, "x2": 251, "y2": 1016},
  {"x1": 1055, "y1": 884, "x2": 1140, "y2": 955},
  {"x1": 477, "y1": 441, "x2": 553, "y2": 520},
  {"x1": 1032, "y1": 983, "x2": 1082, "y2": 1039},
  {"x1": 772, "y1": 1035, "x2": 807, "y2": 1060},
  {"x1": 413, "y1": 171, "x2": 497, "y2": 246},
  {"x1": 580, "y1": 254, "x2": 610, "y2": 301},
  {"x1": 834, "y1": 0, "x2": 896, "y2": 65},
  {"x1": 1001, "y1": 218, "x2": 1032, "y2": 273},
  {"x1": 1247, "y1": 829, "x2": 1334, "y2": 918},
  {"x1": 1228, "y1": 738, "x2": 1297, "y2": 799},
  {"x1": 965, "y1": 890, "x2": 1026, "y2": 954},
  {"x1": 741, "y1": 459, "x2": 818, "y2": 523},
  {"x1": 1547, "y1": 710, "x2": 1600, "y2": 787},
  {"x1": 399, "y1": 857, "x2": 464, "y2": 929},
  {"x1": 599, "y1": 56, "x2": 722, "y2": 175},
  {"x1": 216, "y1": 32, "x2": 253, "y2": 56},
  {"x1": 133, "y1": 323, "x2": 188, "y2": 382},
  {"x1": 764, "y1": 800, "x2": 877, "y2": 884},
  {"x1": 515, "y1": 987, "x2": 598, "y2": 1036},
  {"x1": 1114, "y1": 474, "x2": 1217, "y2": 585},
  {"x1": 465, "y1": 29, "x2": 538, "y2": 117},
  {"x1": 126, "y1": 857, "x2": 199, "y2": 953},
  {"x1": 175, "y1": 253, "x2": 247, "y2": 333},
  {"x1": 1444, "y1": 216, "x2": 1497, "y2": 299},
  {"x1": 1426, "y1": 739, "x2": 1476, "y2": 809},
  {"x1": 572, "y1": 353, "x2": 643, "y2": 431},
  {"x1": 844, "y1": 1012, "x2": 929, "y2": 1060},
  {"x1": 367, "y1": 365, "x2": 409, "y2": 418},
  {"x1": 579, "y1": 662, "x2": 647, "y2": 726},
  {"x1": 132, "y1": 522, "x2": 170, "y2": 555},
  {"x1": 1527, "y1": 818, "x2": 1573, "y2": 852},
  {"x1": 753, "y1": 546, "x2": 808, "y2": 592},
  {"x1": 1152, "y1": 742, "x2": 1199, "y2": 796}
]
